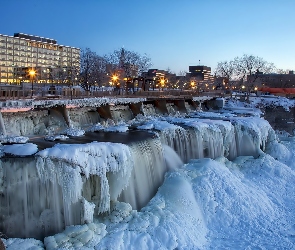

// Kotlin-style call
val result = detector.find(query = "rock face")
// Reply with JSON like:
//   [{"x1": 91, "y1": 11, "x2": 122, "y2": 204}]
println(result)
[{"x1": 263, "y1": 106, "x2": 295, "y2": 135}]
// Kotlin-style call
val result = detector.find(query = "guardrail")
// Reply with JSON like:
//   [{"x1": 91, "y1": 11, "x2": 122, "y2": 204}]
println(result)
[{"x1": 0, "y1": 88, "x2": 226, "y2": 101}]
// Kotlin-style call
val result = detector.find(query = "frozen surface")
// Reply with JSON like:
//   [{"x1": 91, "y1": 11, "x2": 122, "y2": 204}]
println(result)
[
  {"x1": 2, "y1": 143, "x2": 38, "y2": 156},
  {"x1": 0, "y1": 135, "x2": 29, "y2": 144},
  {"x1": 36, "y1": 142, "x2": 134, "y2": 213},
  {"x1": 227, "y1": 95, "x2": 295, "y2": 111},
  {"x1": 40, "y1": 137, "x2": 295, "y2": 250},
  {"x1": 61, "y1": 127, "x2": 85, "y2": 137},
  {"x1": 44, "y1": 135, "x2": 69, "y2": 141},
  {"x1": 2, "y1": 96, "x2": 295, "y2": 249},
  {"x1": 2, "y1": 238, "x2": 44, "y2": 250},
  {"x1": 0, "y1": 97, "x2": 148, "y2": 110},
  {"x1": 103, "y1": 124, "x2": 129, "y2": 133},
  {"x1": 4, "y1": 135, "x2": 295, "y2": 249}
]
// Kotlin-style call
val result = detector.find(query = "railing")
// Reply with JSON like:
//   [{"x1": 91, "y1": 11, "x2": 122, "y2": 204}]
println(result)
[{"x1": 0, "y1": 87, "x2": 226, "y2": 101}]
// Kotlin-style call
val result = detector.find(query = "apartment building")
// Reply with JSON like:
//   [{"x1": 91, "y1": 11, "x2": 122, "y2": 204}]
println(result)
[{"x1": 0, "y1": 33, "x2": 80, "y2": 84}]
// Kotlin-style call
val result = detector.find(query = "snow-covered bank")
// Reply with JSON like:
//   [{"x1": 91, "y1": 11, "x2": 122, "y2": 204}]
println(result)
[{"x1": 229, "y1": 94, "x2": 295, "y2": 111}]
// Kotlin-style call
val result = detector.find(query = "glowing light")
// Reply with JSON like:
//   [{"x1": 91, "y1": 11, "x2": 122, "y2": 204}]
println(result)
[{"x1": 29, "y1": 70, "x2": 36, "y2": 77}]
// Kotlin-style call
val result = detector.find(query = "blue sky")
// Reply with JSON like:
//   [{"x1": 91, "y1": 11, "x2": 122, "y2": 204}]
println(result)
[{"x1": 1, "y1": 0, "x2": 295, "y2": 74}]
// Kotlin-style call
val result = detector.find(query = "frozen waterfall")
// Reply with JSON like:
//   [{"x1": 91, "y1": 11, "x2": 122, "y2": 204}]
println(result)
[{"x1": 0, "y1": 100, "x2": 277, "y2": 241}]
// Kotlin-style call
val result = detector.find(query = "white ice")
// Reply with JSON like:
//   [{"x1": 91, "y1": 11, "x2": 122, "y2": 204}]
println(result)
[
  {"x1": 2, "y1": 143, "x2": 38, "y2": 156},
  {"x1": 2, "y1": 95, "x2": 295, "y2": 249}
]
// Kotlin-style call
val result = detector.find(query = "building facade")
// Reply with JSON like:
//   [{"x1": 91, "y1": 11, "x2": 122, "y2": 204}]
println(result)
[
  {"x1": 247, "y1": 71, "x2": 295, "y2": 88},
  {"x1": 189, "y1": 65, "x2": 215, "y2": 91},
  {"x1": 142, "y1": 69, "x2": 177, "y2": 89},
  {"x1": 0, "y1": 33, "x2": 80, "y2": 84}
]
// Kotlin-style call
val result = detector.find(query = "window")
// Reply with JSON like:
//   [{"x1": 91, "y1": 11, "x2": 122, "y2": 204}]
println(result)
[
  {"x1": 7, "y1": 37, "x2": 13, "y2": 43},
  {"x1": 0, "y1": 37, "x2": 6, "y2": 43}
]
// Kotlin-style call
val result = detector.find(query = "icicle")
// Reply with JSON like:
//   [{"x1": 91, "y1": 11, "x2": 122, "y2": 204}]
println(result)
[
  {"x1": 37, "y1": 142, "x2": 134, "y2": 214},
  {"x1": 142, "y1": 104, "x2": 158, "y2": 116},
  {"x1": 118, "y1": 138, "x2": 167, "y2": 210},
  {"x1": 81, "y1": 198, "x2": 95, "y2": 224},
  {"x1": 110, "y1": 105, "x2": 134, "y2": 123},
  {"x1": 68, "y1": 107, "x2": 100, "y2": 129}
]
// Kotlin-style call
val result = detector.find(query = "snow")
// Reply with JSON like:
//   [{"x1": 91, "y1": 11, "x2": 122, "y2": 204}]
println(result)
[
  {"x1": 2, "y1": 238, "x2": 44, "y2": 250},
  {"x1": 2, "y1": 143, "x2": 38, "y2": 156},
  {"x1": 0, "y1": 135, "x2": 29, "y2": 144},
  {"x1": 36, "y1": 142, "x2": 134, "y2": 213},
  {"x1": 44, "y1": 135, "x2": 69, "y2": 141},
  {"x1": 192, "y1": 96, "x2": 216, "y2": 102},
  {"x1": 62, "y1": 127, "x2": 85, "y2": 137},
  {"x1": 0, "y1": 97, "x2": 147, "y2": 111},
  {"x1": 43, "y1": 223, "x2": 107, "y2": 249},
  {"x1": 2, "y1": 95, "x2": 295, "y2": 249},
  {"x1": 103, "y1": 124, "x2": 129, "y2": 133},
  {"x1": 87, "y1": 121, "x2": 129, "y2": 133},
  {"x1": 227, "y1": 95, "x2": 295, "y2": 111},
  {"x1": 31, "y1": 143, "x2": 295, "y2": 249}
]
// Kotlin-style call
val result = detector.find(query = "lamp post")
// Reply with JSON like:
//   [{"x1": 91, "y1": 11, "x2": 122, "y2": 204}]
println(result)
[
  {"x1": 112, "y1": 75, "x2": 118, "y2": 83},
  {"x1": 112, "y1": 75, "x2": 119, "y2": 95},
  {"x1": 160, "y1": 79, "x2": 165, "y2": 91},
  {"x1": 29, "y1": 69, "x2": 36, "y2": 98}
]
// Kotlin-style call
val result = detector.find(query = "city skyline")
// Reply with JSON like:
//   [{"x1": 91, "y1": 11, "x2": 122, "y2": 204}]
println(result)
[{"x1": 1, "y1": 0, "x2": 295, "y2": 74}]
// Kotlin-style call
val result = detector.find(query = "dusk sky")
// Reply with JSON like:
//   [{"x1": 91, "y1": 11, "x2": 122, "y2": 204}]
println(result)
[{"x1": 1, "y1": 0, "x2": 295, "y2": 74}]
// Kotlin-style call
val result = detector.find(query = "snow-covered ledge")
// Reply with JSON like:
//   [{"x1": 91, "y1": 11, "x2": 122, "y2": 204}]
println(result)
[{"x1": 0, "y1": 97, "x2": 147, "y2": 110}]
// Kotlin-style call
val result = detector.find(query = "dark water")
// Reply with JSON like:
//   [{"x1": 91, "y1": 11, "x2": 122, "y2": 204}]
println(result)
[{"x1": 29, "y1": 130, "x2": 156, "y2": 151}]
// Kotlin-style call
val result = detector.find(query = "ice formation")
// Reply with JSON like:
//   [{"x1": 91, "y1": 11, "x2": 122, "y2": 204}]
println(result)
[
  {"x1": 0, "y1": 135, "x2": 29, "y2": 144},
  {"x1": 1, "y1": 95, "x2": 295, "y2": 249},
  {"x1": 36, "y1": 142, "x2": 134, "y2": 214},
  {"x1": 44, "y1": 135, "x2": 69, "y2": 142},
  {"x1": 2, "y1": 143, "x2": 38, "y2": 156},
  {"x1": 38, "y1": 136, "x2": 295, "y2": 249}
]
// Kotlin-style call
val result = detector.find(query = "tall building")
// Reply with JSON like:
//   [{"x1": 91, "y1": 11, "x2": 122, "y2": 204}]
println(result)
[
  {"x1": 0, "y1": 33, "x2": 80, "y2": 84},
  {"x1": 189, "y1": 65, "x2": 215, "y2": 91},
  {"x1": 189, "y1": 66, "x2": 213, "y2": 81}
]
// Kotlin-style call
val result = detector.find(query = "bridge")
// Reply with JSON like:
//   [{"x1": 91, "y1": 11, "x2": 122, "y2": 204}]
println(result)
[{"x1": 0, "y1": 84, "x2": 226, "y2": 102}]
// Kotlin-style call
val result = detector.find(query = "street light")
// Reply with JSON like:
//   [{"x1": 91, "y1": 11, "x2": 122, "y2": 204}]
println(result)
[
  {"x1": 29, "y1": 69, "x2": 36, "y2": 98},
  {"x1": 112, "y1": 75, "x2": 118, "y2": 82},
  {"x1": 112, "y1": 75, "x2": 120, "y2": 94},
  {"x1": 160, "y1": 79, "x2": 165, "y2": 90}
]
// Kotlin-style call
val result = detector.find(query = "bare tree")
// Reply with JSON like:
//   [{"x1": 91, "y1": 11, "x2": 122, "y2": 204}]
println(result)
[
  {"x1": 166, "y1": 67, "x2": 173, "y2": 74},
  {"x1": 80, "y1": 48, "x2": 106, "y2": 91},
  {"x1": 234, "y1": 54, "x2": 275, "y2": 90},
  {"x1": 215, "y1": 60, "x2": 235, "y2": 89},
  {"x1": 105, "y1": 47, "x2": 152, "y2": 78}
]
